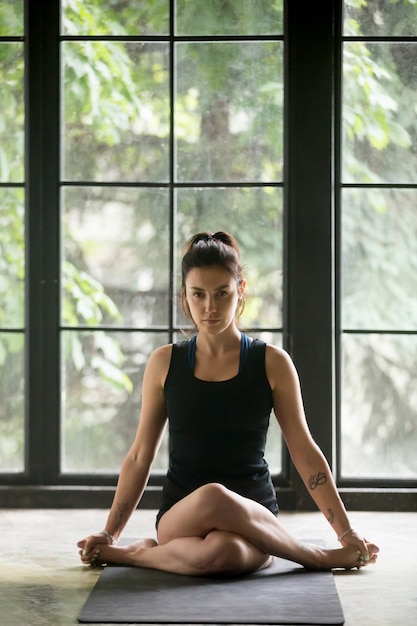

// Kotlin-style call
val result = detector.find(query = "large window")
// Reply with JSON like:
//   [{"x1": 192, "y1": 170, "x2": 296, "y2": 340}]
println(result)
[
  {"x1": 60, "y1": 0, "x2": 284, "y2": 476},
  {"x1": 339, "y1": 1, "x2": 417, "y2": 482},
  {"x1": 0, "y1": 1, "x2": 415, "y2": 508},
  {"x1": 1, "y1": 0, "x2": 284, "y2": 497}
]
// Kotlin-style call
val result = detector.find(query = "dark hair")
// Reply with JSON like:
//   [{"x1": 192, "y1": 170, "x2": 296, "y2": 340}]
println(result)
[{"x1": 180, "y1": 231, "x2": 246, "y2": 322}]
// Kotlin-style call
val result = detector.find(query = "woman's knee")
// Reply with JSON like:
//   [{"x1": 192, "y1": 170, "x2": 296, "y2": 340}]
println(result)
[
  {"x1": 195, "y1": 482, "x2": 228, "y2": 501},
  {"x1": 157, "y1": 483, "x2": 230, "y2": 544},
  {"x1": 193, "y1": 482, "x2": 232, "y2": 519}
]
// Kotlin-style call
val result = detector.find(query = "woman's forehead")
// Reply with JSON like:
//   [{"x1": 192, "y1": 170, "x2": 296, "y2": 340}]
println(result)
[{"x1": 185, "y1": 266, "x2": 235, "y2": 287}]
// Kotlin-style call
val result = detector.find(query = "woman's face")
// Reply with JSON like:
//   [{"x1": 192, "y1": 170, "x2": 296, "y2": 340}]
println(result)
[{"x1": 184, "y1": 265, "x2": 245, "y2": 335}]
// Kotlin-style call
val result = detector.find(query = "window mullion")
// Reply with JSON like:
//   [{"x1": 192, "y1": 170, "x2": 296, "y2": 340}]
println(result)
[
  {"x1": 284, "y1": 0, "x2": 336, "y2": 500},
  {"x1": 25, "y1": 0, "x2": 61, "y2": 483}
]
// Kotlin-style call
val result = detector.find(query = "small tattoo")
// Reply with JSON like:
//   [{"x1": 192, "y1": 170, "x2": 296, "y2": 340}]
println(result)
[
  {"x1": 116, "y1": 502, "x2": 129, "y2": 524},
  {"x1": 308, "y1": 471, "x2": 327, "y2": 490},
  {"x1": 327, "y1": 508, "x2": 335, "y2": 525}
]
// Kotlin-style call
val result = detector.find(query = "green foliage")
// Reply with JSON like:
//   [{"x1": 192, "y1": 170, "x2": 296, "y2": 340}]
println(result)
[
  {"x1": 0, "y1": 42, "x2": 24, "y2": 181},
  {"x1": 344, "y1": 42, "x2": 410, "y2": 152},
  {"x1": 62, "y1": 260, "x2": 121, "y2": 326},
  {"x1": 176, "y1": 0, "x2": 282, "y2": 35},
  {"x1": 0, "y1": 0, "x2": 23, "y2": 37},
  {"x1": 342, "y1": 0, "x2": 417, "y2": 476},
  {"x1": 62, "y1": 0, "x2": 169, "y2": 36},
  {"x1": 0, "y1": 188, "x2": 24, "y2": 329},
  {"x1": 1, "y1": 0, "x2": 416, "y2": 474}
]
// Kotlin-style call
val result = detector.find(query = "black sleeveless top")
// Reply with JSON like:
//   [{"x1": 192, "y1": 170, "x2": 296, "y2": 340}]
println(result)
[{"x1": 156, "y1": 335, "x2": 279, "y2": 526}]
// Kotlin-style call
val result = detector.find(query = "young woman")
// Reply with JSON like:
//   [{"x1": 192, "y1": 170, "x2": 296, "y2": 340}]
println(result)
[{"x1": 77, "y1": 231, "x2": 379, "y2": 575}]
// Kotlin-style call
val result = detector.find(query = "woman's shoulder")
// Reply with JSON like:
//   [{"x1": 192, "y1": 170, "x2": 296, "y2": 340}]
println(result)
[
  {"x1": 149, "y1": 343, "x2": 173, "y2": 366},
  {"x1": 264, "y1": 343, "x2": 298, "y2": 387},
  {"x1": 264, "y1": 342, "x2": 291, "y2": 362},
  {"x1": 145, "y1": 343, "x2": 173, "y2": 381},
  {"x1": 147, "y1": 338, "x2": 191, "y2": 372}
]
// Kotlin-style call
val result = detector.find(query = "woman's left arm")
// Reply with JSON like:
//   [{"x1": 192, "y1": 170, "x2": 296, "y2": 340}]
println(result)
[{"x1": 266, "y1": 345, "x2": 374, "y2": 555}]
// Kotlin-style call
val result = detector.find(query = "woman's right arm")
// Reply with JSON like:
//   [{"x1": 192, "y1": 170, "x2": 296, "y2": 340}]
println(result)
[{"x1": 78, "y1": 345, "x2": 171, "y2": 557}]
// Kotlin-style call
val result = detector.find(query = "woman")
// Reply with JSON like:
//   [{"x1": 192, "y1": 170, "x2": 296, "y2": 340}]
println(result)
[{"x1": 78, "y1": 231, "x2": 379, "y2": 575}]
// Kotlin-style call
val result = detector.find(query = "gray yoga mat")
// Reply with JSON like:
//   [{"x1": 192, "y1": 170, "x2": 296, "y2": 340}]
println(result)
[{"x1": 78, "y1": 554, "x2": 344, "y2": 625}]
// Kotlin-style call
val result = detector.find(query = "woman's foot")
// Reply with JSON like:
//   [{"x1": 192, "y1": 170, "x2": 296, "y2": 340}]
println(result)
[
  {"x1": 79, "y1": 536, "x2": 378, "y2": 573},
  {"x1": 303, "y1": 542, "x2": 379, "y2": 571},
  {"x1": 80, "y1": 538, "x2": 158, "y2": 567}
]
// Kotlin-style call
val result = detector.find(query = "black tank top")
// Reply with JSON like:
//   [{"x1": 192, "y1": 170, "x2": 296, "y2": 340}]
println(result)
[{"x1": 157, "y1": 335, "x2": 279, "y2": 525}]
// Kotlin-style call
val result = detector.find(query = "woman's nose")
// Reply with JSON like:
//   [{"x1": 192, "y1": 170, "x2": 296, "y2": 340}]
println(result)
[{"x1": 205, "y1": 297, "x2": 216, "y2": 312}]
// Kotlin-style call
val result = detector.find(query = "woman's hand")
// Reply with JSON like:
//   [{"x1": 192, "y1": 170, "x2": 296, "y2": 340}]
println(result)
[
  {"x1": 77, "y1": 532, "x2": 113, "y2": 566},
  {"x1": 340, "y1": 529, "x2": 379, "y2": 567}
]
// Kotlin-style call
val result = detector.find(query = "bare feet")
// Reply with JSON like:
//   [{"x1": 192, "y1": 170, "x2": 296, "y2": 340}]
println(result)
[
  {"x1": 304, "y1": 542, "x2": 379, "y2": 571},
  {"x1": 78, "y1": 537, "x2": 378, "y2": 573},
  {"x1": 79, "y1": 538, "x2": 158, "y2": 568}
]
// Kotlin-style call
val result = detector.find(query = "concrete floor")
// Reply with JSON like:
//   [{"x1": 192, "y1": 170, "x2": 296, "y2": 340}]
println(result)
[{"x1": 0, "y1": 509, "x2": 416, "y2": 626}]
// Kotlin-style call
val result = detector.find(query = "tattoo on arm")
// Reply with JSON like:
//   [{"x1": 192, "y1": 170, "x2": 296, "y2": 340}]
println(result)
[
  {"x1": 116, "y1": 502, "x2": 129, "y2": 527},
  {"x1": 327, "y1": 508, "x2": 335, "y2": 525},
  {"x1": 308, "y1": 470, "x2": 327, "y2": 490}
]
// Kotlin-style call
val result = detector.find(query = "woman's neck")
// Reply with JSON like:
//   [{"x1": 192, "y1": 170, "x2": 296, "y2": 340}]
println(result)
[{"x1": 195, "y1": 326, "x2": 241, "y2": 358}]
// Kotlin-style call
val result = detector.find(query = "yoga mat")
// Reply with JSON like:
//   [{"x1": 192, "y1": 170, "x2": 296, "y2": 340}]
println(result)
[{"x1": 78, "y1": 551, "x2": 344, "y2": 625}]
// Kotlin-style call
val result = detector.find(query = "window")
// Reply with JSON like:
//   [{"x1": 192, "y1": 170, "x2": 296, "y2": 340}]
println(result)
[
  {"x1": 1, "y1": 0, "x2": 285, "y2": 497},
  {"x1": 1, "y1": 1, "x2": 415, "y2": 509},
  {"x1": 339, "y1": 1, "x2": 417, "y2": 482},
  {"x1": 60, "y1": 0, "x2": 284, "y2": 476}
]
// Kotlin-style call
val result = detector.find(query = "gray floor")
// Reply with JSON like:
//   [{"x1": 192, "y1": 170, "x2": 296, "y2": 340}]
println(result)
[{"x1": 0, "y1": 509, "x2": 416, "y2": 626}]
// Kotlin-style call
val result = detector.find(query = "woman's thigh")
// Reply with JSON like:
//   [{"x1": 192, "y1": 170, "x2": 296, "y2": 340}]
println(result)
[
  {"x1": 157, "y1": 481, "x2": 272, "y2": 546},
  {"x1": 158, "y1": 482, "x2": 212, "y2": 545},
  {"x1": 157, "y1": 482, "x2": 234, "y2": 544}
]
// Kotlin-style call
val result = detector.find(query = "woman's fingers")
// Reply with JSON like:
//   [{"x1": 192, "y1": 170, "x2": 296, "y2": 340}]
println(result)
[
  {"x1": 356, "y1": 543, "x2": 379, "y2": 568},
  {"x1": 77, "y1": 535, "x2": 101, "y2": 563}
]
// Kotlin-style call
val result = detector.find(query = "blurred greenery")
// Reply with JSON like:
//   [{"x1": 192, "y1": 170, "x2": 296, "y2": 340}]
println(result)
[
  {"x1": 0, "y1": 0, "x2": 23, "y2": 37},
  {"x1": 341, "y1": 0, "x2": 417, "y2": 477},
  {"x1": 0, "y1": 0, "x2": 416, "y2": 476},
  {"x1": 175, "y1": 0, "x2": 282, "y2": 35}
]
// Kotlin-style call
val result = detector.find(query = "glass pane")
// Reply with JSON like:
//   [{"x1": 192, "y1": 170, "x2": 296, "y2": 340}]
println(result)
[
  {"x1": 344, "y1": 0, "x2": 417, "y2": 37},
  {"x1": 62, "y1": 187, "x2": 170, "y2": 327},
  {"x1": 0, "y1": 0, "x2": 23, "y2": 36},
  {"x1": 342, "y1": 188, "x2": 417, "y2": 331},
  {"x1": 175, "y1": 41, "x2": 283, "y2": 183},
  {"x1": 176, "y1": 0, "x2": 283, "y2": 36},
  {"x1": 340, "y1": 333, "x2": 417, "y2": 479},
  {"x1": 0, "y1": 43, "x2": 24, "y2": 182},
  {"x1": 266, "y1": 406, "x2": 282, "y2": 475},
  {"x1": 0, "y1": 188, "x2": 24, "y2": 328},
  {"x1": 253, "y1": 331, "x2": 282, "y2": 474},
  {"x1": 62, "y1": 0, "x2": 169, "y2": 36},
  {"x1": 343, "y1": 43, "x2": 417, "y2": 184},
  {"x1": 0, "y1": 332, "x2": 24, "y2": 472},
  {"x1": 61, "y1": 331, "x2": 169, "y2": 473},
  {"x1": 176, "y1": 186, "x2": 283, "y2": 328},
  {"x1": 62, "y1": 42, "x2": 170, "y2": 182}
]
